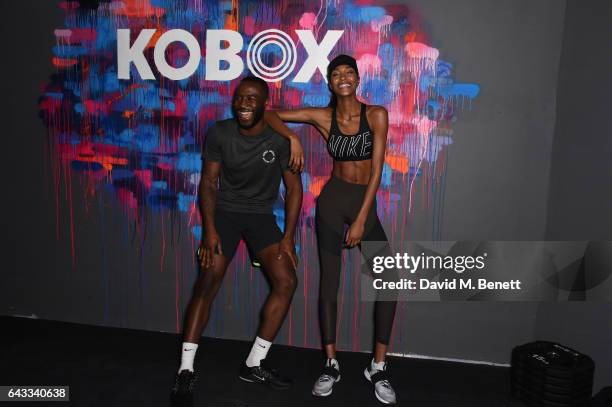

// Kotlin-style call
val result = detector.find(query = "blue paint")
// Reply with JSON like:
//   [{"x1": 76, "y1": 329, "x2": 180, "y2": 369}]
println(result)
[
  {"x1": 94, "y1": 19, "x2": 116, "y2": 51},
  {"x1": 438, "y1": 83, "x2": 480, "y2": 99},
  {"x1": 177, "y1": 152, "x2": 202, "y2": 171},
  {"x1": 45, "y1": 92, "x2": 63, "y2": 100},
  {"x1": 191, "y1": 225, "x2": 202, "y2": 240},
  {"x1": 64, "y1": 81, "x2": 81, "y2": 97},
  {"x1": 302, "y1": 93, "x2": 330, "y2": 107},
  {"x1": 378, "y1": 43, "x2": 396, "y2": 67},
  {"x1": 110, "y1": 169, "x2": 134, "y2": 180},
  {"x1": 344, "y1": 5, "x2": 386, "y2": 23},
  {"x1": 53, "y1": 45, "x2": 88, "y2": 57},
  {"x1": 381, "y1": 163, "x2": 392, "y2": 187},
  {"x1": 361, "y1": 78, "x2": 393, "y2": 105},
  {"x1": 71, "y1": 160, "x2": 103, "y2": 171},
  {"x1": 273, "y1": 208, "x2": 285, "y2": 232},
  {"x1": 436, "y1": 60, "x2": 453, "y2": 77},
  {"x1": 152, "y1": 181, "x2": 168, "y2": 190},
  {"x1": 103, "y1": 71, "x2": 120, "y2": 92},
  {"x1": 177, "y1": 192, "x2": 196, "y2": 212}
]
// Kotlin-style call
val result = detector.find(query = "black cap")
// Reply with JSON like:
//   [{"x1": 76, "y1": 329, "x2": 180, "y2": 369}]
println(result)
[{"x1": 327, "y1": 54, "x2": 359, "y2": 81}]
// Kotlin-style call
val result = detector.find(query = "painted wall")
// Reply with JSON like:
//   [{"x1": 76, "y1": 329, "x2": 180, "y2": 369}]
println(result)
[{"x1": 6, "y1": 0, "x2": 608, "y2": 389}]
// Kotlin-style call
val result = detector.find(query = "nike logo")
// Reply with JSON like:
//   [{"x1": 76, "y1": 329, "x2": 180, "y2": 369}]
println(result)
[
  {"x1": 252, "y1": 373, "x2": 265, "y2": 381},
  {"x1": 258, "y1": 344, "x2": 266, "y2": 349},
  {"x1": 184, "y1": 349, "x2": 193, "y2": 351}
]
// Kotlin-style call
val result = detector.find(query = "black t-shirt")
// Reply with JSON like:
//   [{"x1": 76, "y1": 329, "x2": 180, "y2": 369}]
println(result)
[{"x1": 203, "y1": 118, "x2": 291, "y2": 214}]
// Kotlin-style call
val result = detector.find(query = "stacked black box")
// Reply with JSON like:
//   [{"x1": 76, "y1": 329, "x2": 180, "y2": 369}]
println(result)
[{"x1": 511, "y1": 341, "x2": 594, "y2": 407}]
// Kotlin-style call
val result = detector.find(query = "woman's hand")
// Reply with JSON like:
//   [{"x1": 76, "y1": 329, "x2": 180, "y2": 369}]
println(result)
[
  {"x1": 345, "y1": 220, "x2": 365, "y2": 248},
  {"x1": 289, "y1": 134, "x2": 304, "y2": 173}
]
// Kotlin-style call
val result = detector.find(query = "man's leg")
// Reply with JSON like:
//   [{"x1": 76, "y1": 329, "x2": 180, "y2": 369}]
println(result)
[
  {"x1": 237, "y1": 242, "x2": 296, "y2": 389},
  {"x1": 172, "y1": 211, "x2": 241, "y2": 400},
  {"x1": 171, "y1": 254, "x2": 229, "y2": 402},
  {"x1": 182, "y1": 254, "x2": 229, "y2": 345},
  {"x1": 255, "y1": 244, "x2": 298, "y2": 342}
]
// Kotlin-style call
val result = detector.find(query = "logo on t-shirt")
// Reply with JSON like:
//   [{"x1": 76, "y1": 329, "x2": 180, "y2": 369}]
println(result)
[{"x1": 262, "y1": 149, "x2": 276, "y2": 164}]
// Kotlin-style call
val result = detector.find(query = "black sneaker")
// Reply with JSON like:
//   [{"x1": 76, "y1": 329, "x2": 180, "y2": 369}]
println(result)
[
  {"x1": 171, "y1": 369, "x2": 197, "y2": 397},
  {"x1": 238, "y1": 359, "x2": 292, "y2": 390}
]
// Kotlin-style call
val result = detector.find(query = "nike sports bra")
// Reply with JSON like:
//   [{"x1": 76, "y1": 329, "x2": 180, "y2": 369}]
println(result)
[{"x1": 326, "y1": 103, "x2": 373, "y2": 161}]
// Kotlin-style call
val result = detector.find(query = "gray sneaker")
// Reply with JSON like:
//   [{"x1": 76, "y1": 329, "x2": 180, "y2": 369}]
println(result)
[
  {"x1": 312, "y1": 359, "x2": 341, "y2": 397},
  {"x1": 364, "y1": 362, "x2": 397, "y2": 405}
]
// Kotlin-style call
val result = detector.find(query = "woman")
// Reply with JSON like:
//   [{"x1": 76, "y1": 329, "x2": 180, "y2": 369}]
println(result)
[{"x1": 265, "y1": 54, "x2": 398, "y2": 404}]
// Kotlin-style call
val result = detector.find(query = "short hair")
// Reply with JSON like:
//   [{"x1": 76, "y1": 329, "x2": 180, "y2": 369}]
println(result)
[{"x1": 239, "y1": 76, "x2": 269, "y2": 100}]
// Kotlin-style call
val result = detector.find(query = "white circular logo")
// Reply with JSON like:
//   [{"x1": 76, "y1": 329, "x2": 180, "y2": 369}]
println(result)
[
  {"x1": 246, "y1": 29, "x2": 297, "y2": 82},
  {"x1": 262, "y1": 149, "x2": 276, "y2": 164}
]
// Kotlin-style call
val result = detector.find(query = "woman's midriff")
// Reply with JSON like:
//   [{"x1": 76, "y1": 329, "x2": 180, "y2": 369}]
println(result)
[{"x1": 332, "y1": 159, "x2": 372, "y2": 185}]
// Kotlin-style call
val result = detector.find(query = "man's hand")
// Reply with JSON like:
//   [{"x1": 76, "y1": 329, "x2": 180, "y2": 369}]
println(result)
[
  {"x1": 289, "y1": 134, "x2": 304, "y2": 173},
  {"x1": 198, "y1": 230, "x2": 223, "y2": 269},
  {"x1": 277, "y1": 237, "x2": 298, "y2": 270},
  {"x1": 345, "y1": 220, "x2": 365, "y2": 248}
]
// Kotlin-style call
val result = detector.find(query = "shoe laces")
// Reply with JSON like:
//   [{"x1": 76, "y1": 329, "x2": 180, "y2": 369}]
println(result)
[
  {"x1": 371, "y1": 368, "x2": 393, "y2": 390},
  {"x1": 378, "y1": 379, "x2": 393, "y2": 390},
  {"x1": 318, "y1": 365, "x2": 339, "y2": 383},
  {"x1": 258, "y1": 360, "x2": 277, "y2": 379}
]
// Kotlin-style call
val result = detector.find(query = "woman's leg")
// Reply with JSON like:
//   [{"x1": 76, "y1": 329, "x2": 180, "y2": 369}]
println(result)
[
  {"x1": 315, "y1": 182, "x2": 345, "y2": 357},
  {"x1": 359, "y1": 208, "x2": 398, "y2": 362}
]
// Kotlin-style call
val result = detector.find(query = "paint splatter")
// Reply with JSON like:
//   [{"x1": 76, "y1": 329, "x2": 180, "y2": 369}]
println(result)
[{"x1": 39, "y1": 0, "x2": 479, "y2": 348}]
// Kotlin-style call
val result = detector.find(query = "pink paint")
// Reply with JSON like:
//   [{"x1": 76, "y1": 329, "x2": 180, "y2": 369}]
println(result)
[
  {"x1": 371, "y1": 15, "x2": 393, "y2": 33},
  {"x1": 357, "y1": 53, "x2": 382, "y2": 77},
  {"x1": 301, "y1": 192, "x2": 316, "y2": 218},
  {"x1": 117, "y1": 188, "x2": 137, "y2": 209},
  {"x1": 83, "y1": 99, "x2": 110, "y2": 116},
  {"x1": 58, "y1": 1, "x2": 79, "y2": 10},
  {"x1": 70, "y1": 28, "x2": 97, "y2": 42},
  {"x1": 299, "y1": 12, "x2": 317, "y2": 30},
  {"x1": 134, "y1": 170, "x2": 153, "y2": 190},
  {"x1": 244, "y1": 16, "x2": 255, "y2": 35},
  {"x1": 405, "y1": 42, "x2": 439, "y2": 61}
]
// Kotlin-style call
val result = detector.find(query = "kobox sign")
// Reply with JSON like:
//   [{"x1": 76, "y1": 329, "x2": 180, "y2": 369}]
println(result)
[{"x1": 117, "y1": 28, "x2": 344, "y2": 82}]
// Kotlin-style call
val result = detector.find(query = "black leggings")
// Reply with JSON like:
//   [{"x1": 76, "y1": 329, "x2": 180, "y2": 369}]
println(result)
[{"x1": 316, "y1": 176, "x2": 397, "y2": 345}]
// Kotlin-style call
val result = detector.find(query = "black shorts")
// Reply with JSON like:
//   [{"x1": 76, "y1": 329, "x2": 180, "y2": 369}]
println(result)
[{"x1": 214, "y1": 210, "x2": 284, "y2": 260}]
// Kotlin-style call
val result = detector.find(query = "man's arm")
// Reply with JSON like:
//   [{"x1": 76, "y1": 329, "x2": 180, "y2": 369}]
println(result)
[
  {"x1": 278, "y1": 169, "x2": 303, "y2": 269},
  {"x1": 198, "y1": 160, "x2": 222, "y2": 268}
]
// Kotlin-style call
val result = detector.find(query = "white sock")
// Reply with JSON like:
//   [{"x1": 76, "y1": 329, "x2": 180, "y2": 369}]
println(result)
[
  {"x1": 326, "y1": 358, "x2": 340, "y2": 370},
  {"x1": 178, "y1": 342, "x2": 198, "y2": 372},
  {"x1": 246, "y1": 336, "x2": 271, "y2": 367},
  {"x1": 371, "y1": 358, "x2": 386, "y2": 372}
]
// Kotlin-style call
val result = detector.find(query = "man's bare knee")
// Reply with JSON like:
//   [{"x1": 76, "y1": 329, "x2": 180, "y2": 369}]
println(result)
[{"x1": 271, "y1": 269, "x2": 297, "y2": 297}]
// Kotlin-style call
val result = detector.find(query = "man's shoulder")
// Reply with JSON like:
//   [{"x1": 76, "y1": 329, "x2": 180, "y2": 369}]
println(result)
[{"x1": 267, "y1": 127, "x2": 290, "y2": 148}]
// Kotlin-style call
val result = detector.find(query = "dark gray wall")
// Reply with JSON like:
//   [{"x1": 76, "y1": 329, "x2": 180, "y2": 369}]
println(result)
[
  {"x1": 539, "y1": 0, "x2": 612, "y2": 393},
  {"x1": 2, "y1": 0, "x2": 609, "y2": 392},
  {"x1": 546, "y1": 0, "x2": 612, "y2": 240},
  {"x1": 389, "y1": 0, "x2": 566, "y2": 368}
]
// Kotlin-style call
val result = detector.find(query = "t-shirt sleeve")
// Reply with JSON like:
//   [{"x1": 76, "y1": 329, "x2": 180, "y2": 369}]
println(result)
[
  {"x1": 278, "y1": 137, "x2": 291, "y2": 172},
  {"x1": 203, "y1": 125, "x2": 222, "y2": 162}
]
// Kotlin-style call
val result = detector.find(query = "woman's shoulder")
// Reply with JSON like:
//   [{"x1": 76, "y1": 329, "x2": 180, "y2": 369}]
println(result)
[{"x1": 365, "y1": 104, "x2": 388, "y2": 116}]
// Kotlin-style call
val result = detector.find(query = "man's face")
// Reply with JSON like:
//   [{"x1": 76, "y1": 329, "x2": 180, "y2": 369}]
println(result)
[{"x1": 232, "y1": 82, "x2": 267, "y2": 129}]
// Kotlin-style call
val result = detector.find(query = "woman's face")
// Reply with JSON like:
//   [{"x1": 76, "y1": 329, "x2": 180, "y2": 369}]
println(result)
[{"x1": 329, "y1": 64, "x2": 359, "y2": 96}]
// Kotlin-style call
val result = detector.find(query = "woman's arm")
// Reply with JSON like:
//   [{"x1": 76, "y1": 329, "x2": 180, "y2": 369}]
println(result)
[
  {"x1": 345, "y1": 106, "x2": 389, "y2": 247},
  {"x1": 264, "y1": 108, "x2": 329, "y2": 172}
]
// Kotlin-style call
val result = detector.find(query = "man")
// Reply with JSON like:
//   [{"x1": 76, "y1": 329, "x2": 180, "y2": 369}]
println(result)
[{"x1": 171, "y1": 76, "x2": 303, "y2": 400}]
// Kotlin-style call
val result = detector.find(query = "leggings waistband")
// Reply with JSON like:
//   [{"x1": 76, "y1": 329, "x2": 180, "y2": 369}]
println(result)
[{"x1": 326, "y1": 175, "x2": 369, "y2": 192}]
